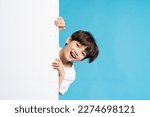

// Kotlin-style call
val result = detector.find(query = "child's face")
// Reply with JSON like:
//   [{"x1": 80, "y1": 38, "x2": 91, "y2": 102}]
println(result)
[{"x1": 62, "y1": 40, "x2": 87, "y2": 62}]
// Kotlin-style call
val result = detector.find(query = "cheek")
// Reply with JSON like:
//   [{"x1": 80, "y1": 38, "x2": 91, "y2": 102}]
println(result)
[
  {"x1": 64, "y1": 49, "x2": 70, "y2": 55},
  {"x1": 78, "y1": 55, "x2": 85, "y2": 61},
  {"x1": 66, "y1": 44, "x2": 73, "y2": 50},
  {"x1": 64, "y1": 45, "x2": 71, "y2": 51}
]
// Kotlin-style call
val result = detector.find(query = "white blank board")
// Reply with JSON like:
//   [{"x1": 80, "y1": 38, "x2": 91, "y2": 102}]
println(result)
[{"x1": 0, "y1": 0, "x2": 59, "y2": 99}]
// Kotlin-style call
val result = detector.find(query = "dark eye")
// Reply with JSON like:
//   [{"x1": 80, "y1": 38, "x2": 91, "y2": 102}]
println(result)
[
  {"x1": 76, "y1": 43, "x2": 80, "y2": 47},
  {"x1": 82, "y1": 52, "x2": 86, "y2": 57}
]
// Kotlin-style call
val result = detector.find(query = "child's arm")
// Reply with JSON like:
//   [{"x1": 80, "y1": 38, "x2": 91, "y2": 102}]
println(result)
[{"x1": 55, "y1": 17, "x2": 65, "y2": 30}]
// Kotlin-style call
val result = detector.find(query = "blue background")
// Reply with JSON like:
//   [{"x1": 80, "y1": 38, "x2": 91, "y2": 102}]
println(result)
[{"x1": 59, "y1": 0, "x2": 150, "y2": 100}]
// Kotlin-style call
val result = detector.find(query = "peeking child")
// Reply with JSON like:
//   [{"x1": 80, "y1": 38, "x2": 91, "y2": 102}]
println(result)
[{"x1": 52, "y1": 17, "x2": 99, "y2": 95}]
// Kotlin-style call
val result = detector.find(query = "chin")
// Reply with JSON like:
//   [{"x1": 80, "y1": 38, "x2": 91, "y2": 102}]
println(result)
[{"x1": 65, "y1": 57, "x2": 72, "y2": 63}]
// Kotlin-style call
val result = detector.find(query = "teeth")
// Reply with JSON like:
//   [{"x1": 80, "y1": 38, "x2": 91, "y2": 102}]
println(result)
[{"x1": 71, "y1": 52, "x2": 76, "y2": 59}]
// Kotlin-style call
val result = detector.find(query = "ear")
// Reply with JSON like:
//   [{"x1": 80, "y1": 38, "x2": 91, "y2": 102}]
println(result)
[{"x1": 66, "y1": 37, "x2": 72, "y2": 44}]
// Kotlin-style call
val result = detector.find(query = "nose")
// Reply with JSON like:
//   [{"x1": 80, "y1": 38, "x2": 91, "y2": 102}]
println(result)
[
  {"x1": 75, "y1": 49, "x2": 82, "y2": 58},
  {"x1": 75, "y1": 51, "x2": 79, "y2": 57}
]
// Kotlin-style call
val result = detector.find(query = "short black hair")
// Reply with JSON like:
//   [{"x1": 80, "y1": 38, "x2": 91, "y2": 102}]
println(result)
[{"x1": 71, "y1": 30, "x2": 99, "y2": 63}]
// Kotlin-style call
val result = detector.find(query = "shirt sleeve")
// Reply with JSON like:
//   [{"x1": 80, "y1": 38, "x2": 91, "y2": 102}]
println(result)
[{"x1": 59, "y1": 66, "x2": 76, "y2": 95}]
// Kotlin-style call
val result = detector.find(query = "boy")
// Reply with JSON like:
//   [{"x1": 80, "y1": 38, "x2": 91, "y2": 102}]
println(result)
[{"x1": 52, "y1": 17, "x2": 99, "y2": 95}]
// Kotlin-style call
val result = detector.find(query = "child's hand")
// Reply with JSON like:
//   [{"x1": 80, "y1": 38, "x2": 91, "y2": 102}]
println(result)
[
  {"x1": 55, "y1": 17, "x2": 65, "y2": 30},
  {"x1": 52, "y1": 58, "x2": 65, "y2": 78}
]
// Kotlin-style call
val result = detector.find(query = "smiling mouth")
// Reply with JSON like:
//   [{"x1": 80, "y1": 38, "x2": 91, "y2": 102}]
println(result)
[{"x1": 70, "y1": 51, "x2": 76, "y2": 59}]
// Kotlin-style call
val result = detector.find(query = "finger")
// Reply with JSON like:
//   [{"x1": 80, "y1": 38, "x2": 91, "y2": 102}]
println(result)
[
  {"x1": 55, "y1": 23, "x2": 65, "y2": 30},
  {"x1": 52, "y1": 62, "x2": 62, "y2": 67},
  {"x1": 58, "y1": 17, "x2": 63, "y2": 20},
  {"x1": 55, "y1": 58, "x2": 60, "y2": 61},
  {"x1": 52, "y1": 63, "x2": 59, "y2": 67},
  {"x1": 52, "y1": 59, "x2": 63, "y2": 66},
  {"x1": 55, "y1": 20, "x2": 64, "y2": 24},
  {"x1": 57, "y1": 18, "x2": 64, "y2": 21},
  {"x1": 59, "y1": 26, "x2": 65, "y2": 30},
  {"x1": 57, "y1": 19, "x2": 65, "y2": 24},
  {"x1": 53, "y1": 58, "x2": 60, "y2": 63},
  {"x1": 57, "y1": 23, "x2": 65, "y2": 27},
  {"x1": 52, "y1": 61, "x2": 57, "y2": 65},
  {"x1": 52, "y1": 64, "x2": 59, "y2": 69},
  {"x1": 52, "y1": 64, "x2": 60, "y2": 68},
  {"x1": 52, "y1": 66, "x2": 61, "y2": 71},
  {"x1": 57, "y1": 19, "x2": 64, "y2": 24},
  {"x1": 52, "y1": 66, "x2": 59, "y2": 70},
  {"x1": 55, "y1": 58, "x2": 62, "y2": 62},
  {"x1": 57, "y1": 23, "x2": 64, "y2": 27}
]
